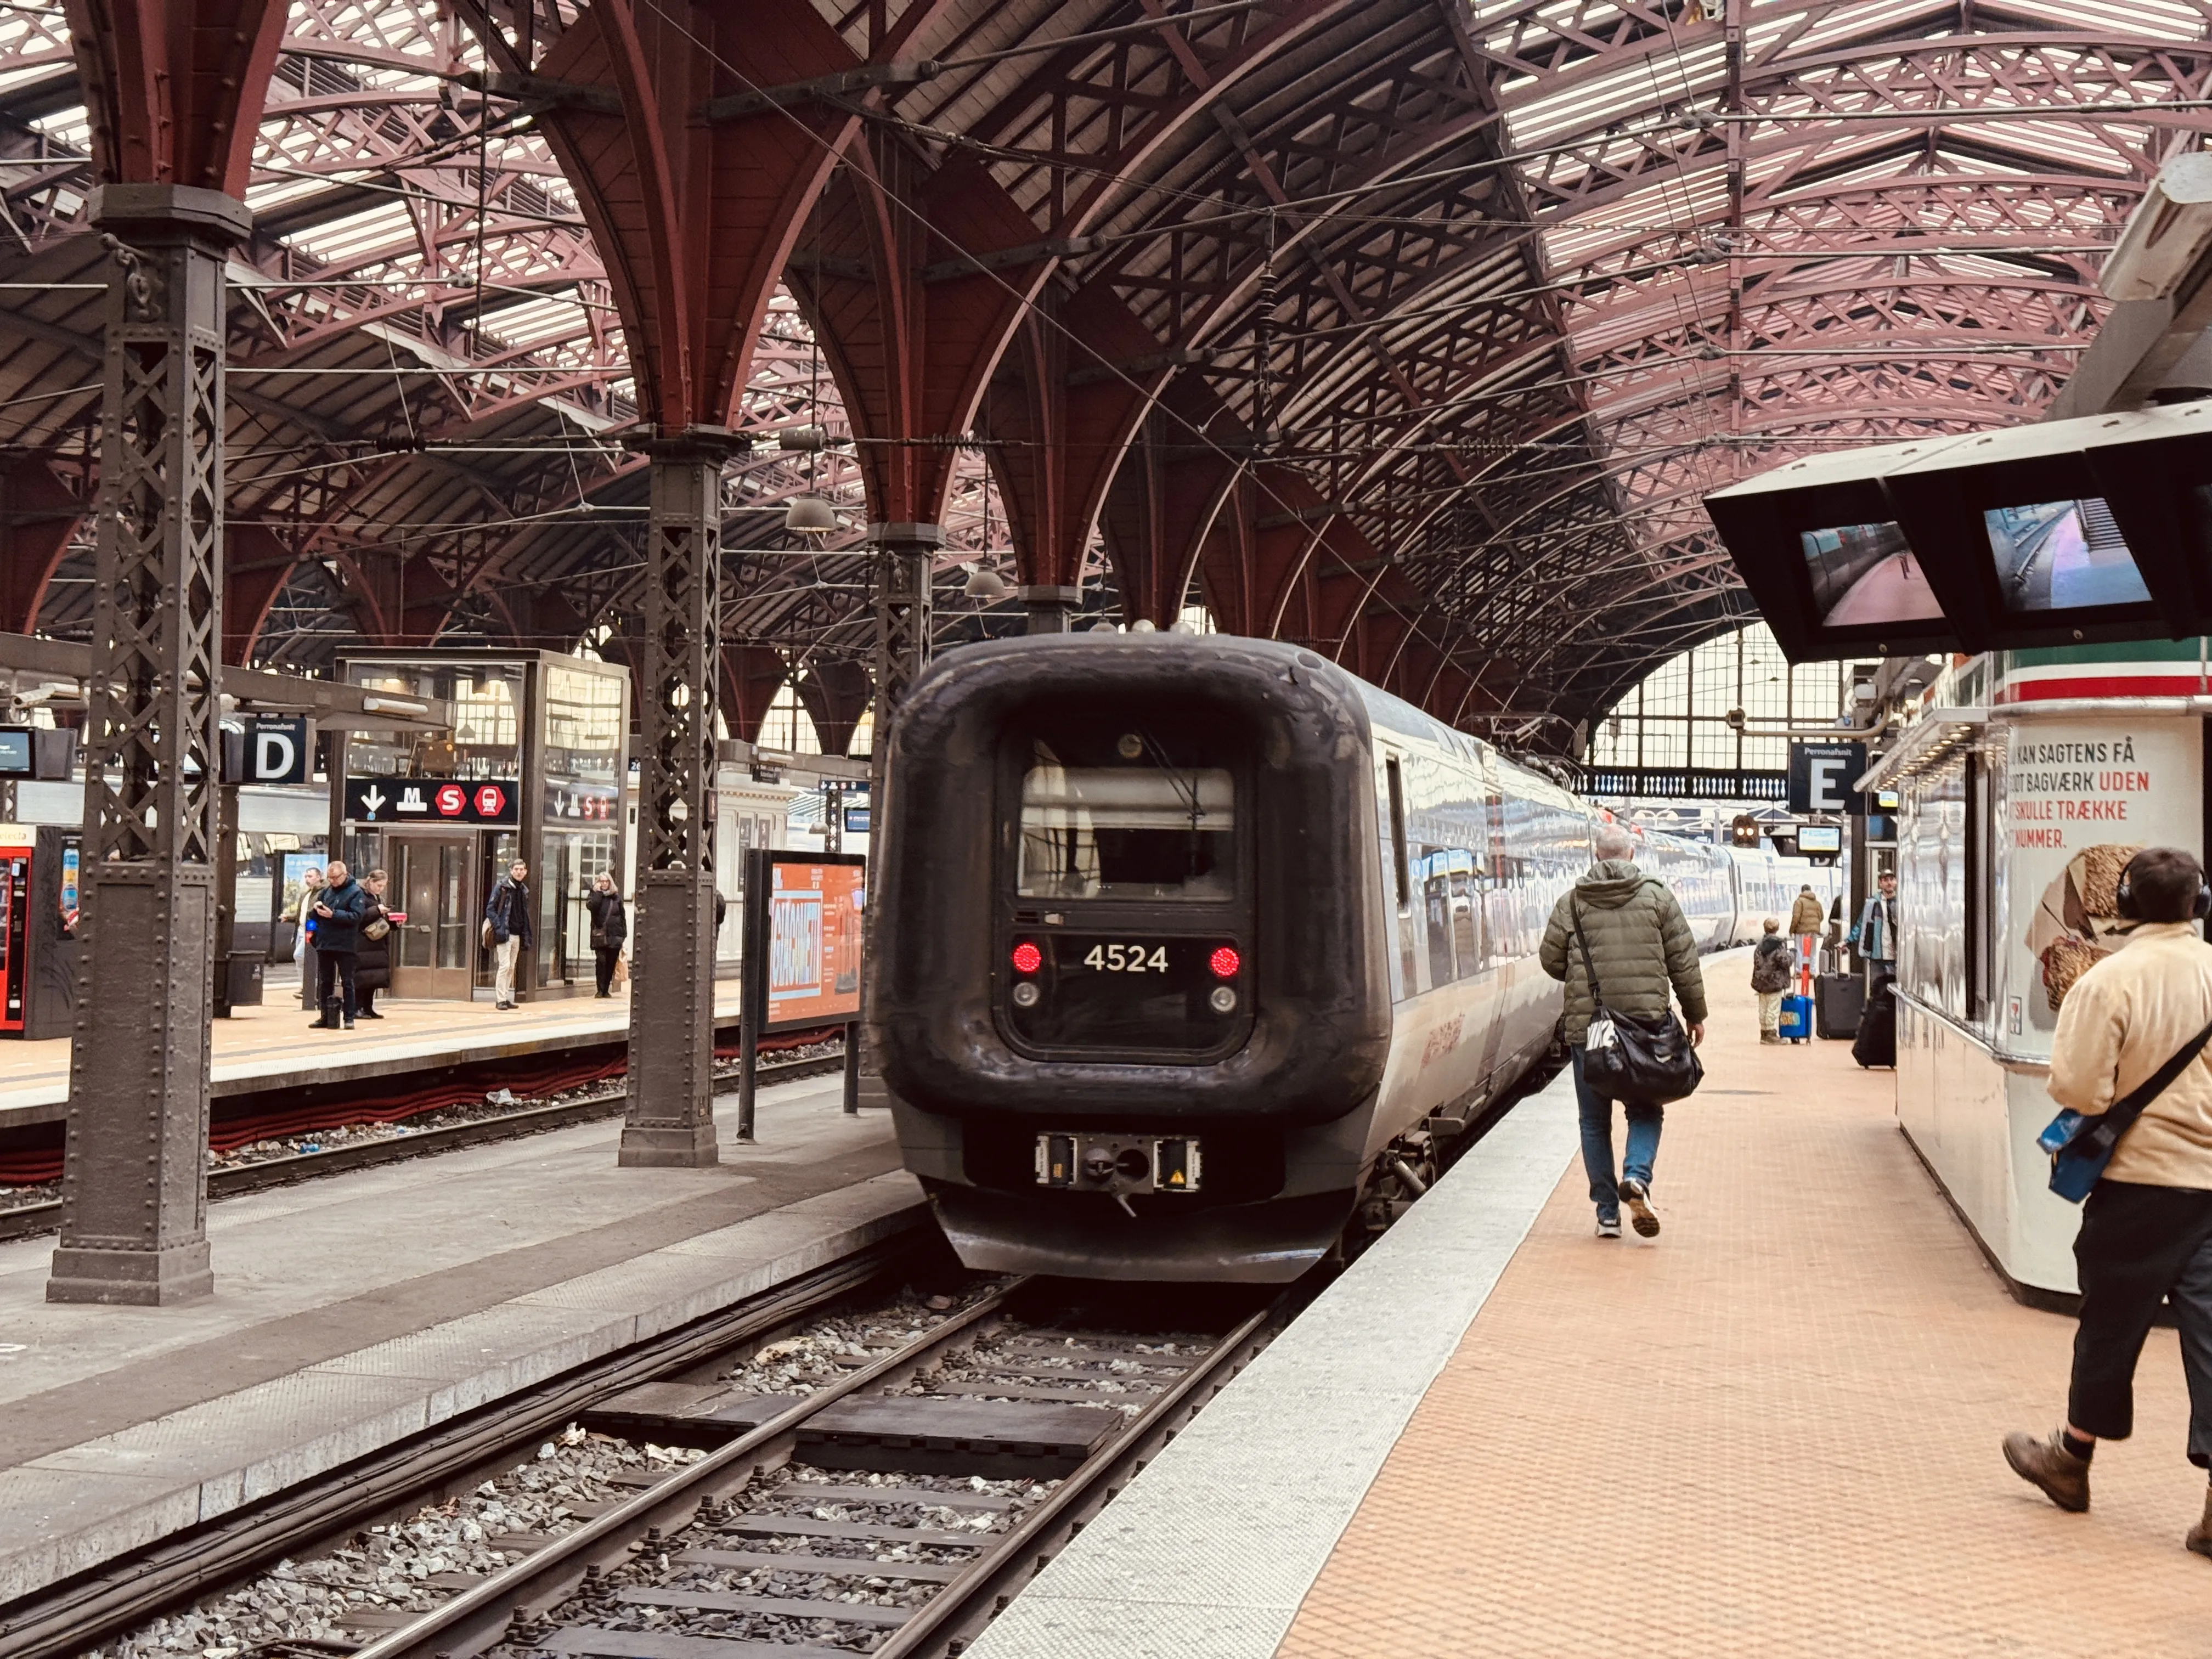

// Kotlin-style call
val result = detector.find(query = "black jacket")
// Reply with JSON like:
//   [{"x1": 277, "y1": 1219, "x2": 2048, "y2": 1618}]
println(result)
[
  {"x1": 585, "y1": 888, "x2": 627, "y2": 947},
  {"x1": 485, "y1": 877, "x2": 534, "y2": 947},
  {"x1": 313, "y1": 878, "x2": 374, "y2": 954},
  {"x1": 355, "y1": 898, "x2": 392, "y2": 989}
]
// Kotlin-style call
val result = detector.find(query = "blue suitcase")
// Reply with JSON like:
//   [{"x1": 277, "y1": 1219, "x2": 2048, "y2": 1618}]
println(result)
[{"x1": 1778, "y1": 992, "x2": 1813, "y2": 1043}]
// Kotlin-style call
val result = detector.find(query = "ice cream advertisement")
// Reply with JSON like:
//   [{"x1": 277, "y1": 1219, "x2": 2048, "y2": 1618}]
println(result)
[{"x1": 2004, "y1": 718, "x2": 2202, "y2": 1048}]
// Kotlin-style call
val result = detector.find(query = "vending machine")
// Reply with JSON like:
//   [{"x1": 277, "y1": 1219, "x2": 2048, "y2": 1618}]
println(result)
[{"x1": 0, "y1": 825, "x2": 81, "y2": 1039}]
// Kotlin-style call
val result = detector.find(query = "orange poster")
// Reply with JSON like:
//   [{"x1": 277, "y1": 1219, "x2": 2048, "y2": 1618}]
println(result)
[{"x1": 765, "y1": 857, "x2": 865, "y2": 1028}]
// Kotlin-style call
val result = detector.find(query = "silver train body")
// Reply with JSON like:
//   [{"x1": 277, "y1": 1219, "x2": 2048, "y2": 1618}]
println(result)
[{"x1": 872, "y1": 636, "x2": 1815, "y2": 1283}]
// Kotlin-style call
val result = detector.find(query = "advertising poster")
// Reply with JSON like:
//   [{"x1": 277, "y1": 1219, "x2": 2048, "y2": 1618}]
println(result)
[
  {"x1": 763, "y1": 856, "x2": 865, "y2": 1030},
  {"x1": 2003, "y1": 718, "x2": 2202, "y2": 1051}
]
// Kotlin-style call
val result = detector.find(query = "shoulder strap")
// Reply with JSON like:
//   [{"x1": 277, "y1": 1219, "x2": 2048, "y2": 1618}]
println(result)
[
  {"x1": 1569, "y1": 901, "x2": 1607, "y2": 1012},
  {"x1": 2103, "y1": 1012, "x2": 2212, "y2": 1141}
]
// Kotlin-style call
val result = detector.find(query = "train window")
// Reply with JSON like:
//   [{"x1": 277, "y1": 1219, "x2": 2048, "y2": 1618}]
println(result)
[
  {"x1": 1385, "y1": 758, "x2": 1410, "y2": 912},
  {"x1": 1018, "y1": 761, "x2": 1237, "y2": 902}
]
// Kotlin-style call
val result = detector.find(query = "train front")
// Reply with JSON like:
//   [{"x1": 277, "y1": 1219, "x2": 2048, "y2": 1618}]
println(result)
[{"x1": 870, "y1": 635, "x2": 1393, "y2": 1282}]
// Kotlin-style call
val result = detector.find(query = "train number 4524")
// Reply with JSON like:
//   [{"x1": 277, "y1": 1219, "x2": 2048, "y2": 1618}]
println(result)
[{"x1": 1082, "y1": 943, "x2": 1169, "y2": 973}]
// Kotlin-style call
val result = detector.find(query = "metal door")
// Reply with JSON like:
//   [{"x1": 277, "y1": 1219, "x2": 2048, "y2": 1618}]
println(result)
[{"x1": 390, "y1": 833, "x2": 478, "y2": 999}]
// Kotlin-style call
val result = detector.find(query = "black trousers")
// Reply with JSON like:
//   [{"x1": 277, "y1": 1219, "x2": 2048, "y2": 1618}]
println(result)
[
  {"x1": 594, "y1": 945, "x2": 621, "y2": 996},
  {"x1": 315, "y1": 949, "x2": 358, "y2": 1020},
  {"x1": 2068, "y1": 1178, "x2": 2212, "y2": 1465}
]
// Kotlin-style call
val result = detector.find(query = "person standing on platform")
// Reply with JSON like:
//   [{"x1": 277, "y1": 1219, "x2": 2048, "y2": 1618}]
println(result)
[
  {"x1": 308, "y1": 859, "x2": 371, "y2": 1030},
  {"x1": 289, "y1": 866, "x2": 323, "y2": 966},
  {"x1": 585, "y1": 871, "x2": 627, "y2": 998},
  {"x1": 1790, "y1": 883, "x2": 1826, "y2": 938},
  {"x1": 1752, "y1": 917, "x2": 1792, "y2": 1045},
  {"x1": 354, "y1": 868, "x2": 393, "y2": 1020},
  {"x1": 1541, "y1": 823, "x2": 1708, "y2": 1240},
  {"x1": 485, "y1": 859, "x2": 534, "y2": 1011},
  {"x1": 1789, "y1": 881, "x2": 1827, "y2": 982},
  {"x1": 1850, "y1": 869, "x2": 1899, "y2": 983},
  {"x1": 2004, "y1": 847, "x2": 2212, "y2": 1560}
]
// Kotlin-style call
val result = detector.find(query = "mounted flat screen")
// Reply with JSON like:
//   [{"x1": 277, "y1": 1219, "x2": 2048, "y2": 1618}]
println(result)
[
  {"x1": 1799, "y1": 521, "x2": 1943, "y2": 628},
  {"x1": 1796, "y1": 824, "x2": 1842, "y2": 854},
  {"x1": 1982, "y1": 499, "x2": 2152, "y2": 613},
  {"x1": 0, "y1": 731, "x2": 30, "y2": 777}
]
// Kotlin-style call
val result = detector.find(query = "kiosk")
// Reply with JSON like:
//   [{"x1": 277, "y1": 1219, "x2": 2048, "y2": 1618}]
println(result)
[{"x1": 1871, "y1": 644, "x2": 2212, "y2": 1302}]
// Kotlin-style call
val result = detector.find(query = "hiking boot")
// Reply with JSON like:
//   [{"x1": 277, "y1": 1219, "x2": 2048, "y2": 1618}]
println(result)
[
  {"x1": 1618, "y1": 1177, "x2": 1660, "y2": 1237},
  {"x1": 2187, "y1": 1484, "x2": 2212, "y2": 1559},
  {"x1": 1596, "y1": 1216, "x2": 1622, "y2": 1239},
  {"x1": 1760, "y1": 1031, "x2": 1781, "y2": 1044},
  {"x1": 2003, "y1": 1429, "x2": 2091, "y2": 1513}
]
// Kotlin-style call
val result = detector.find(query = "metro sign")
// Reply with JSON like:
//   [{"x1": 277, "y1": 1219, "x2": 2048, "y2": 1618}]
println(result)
[{"x1": 343, "y1": 776, "x2": 522, "y2": 826}]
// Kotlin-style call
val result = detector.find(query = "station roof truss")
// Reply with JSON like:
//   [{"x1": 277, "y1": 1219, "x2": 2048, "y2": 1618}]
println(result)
[{"x1": 0, "y1": 0, "x2": 2193, "y2": 744}]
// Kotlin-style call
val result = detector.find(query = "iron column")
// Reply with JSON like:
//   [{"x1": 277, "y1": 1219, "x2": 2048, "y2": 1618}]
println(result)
[
  {"x1": 1020, "y1": 583, "x2": 1081, "y2": 635},
  {"x1": 618, "y1": 428, "x2": 735, "y2": 1167},
  {"x1": 48, "y1": 184, "x2": 249, "y2": 1306}
]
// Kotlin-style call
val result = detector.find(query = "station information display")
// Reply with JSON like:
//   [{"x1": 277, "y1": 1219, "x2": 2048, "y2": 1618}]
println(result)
[{"x1": 744, "y1": 849, "x2": 865, "y2": 1035}]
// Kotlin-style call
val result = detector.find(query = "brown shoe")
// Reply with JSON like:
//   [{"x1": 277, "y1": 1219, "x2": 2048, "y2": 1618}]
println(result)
[
  {"x1": 2004, "y1": 1429, "x2": 2090, "y2": 1513},
  {"x1": 2187, "y1": 1484, "x2": 2212, "y2": 1559}
]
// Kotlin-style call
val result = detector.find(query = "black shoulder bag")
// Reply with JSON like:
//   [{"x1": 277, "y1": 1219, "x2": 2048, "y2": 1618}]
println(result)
[{"x1": 1572, "y1": 898, "x2": 1706, "y2": 1105}]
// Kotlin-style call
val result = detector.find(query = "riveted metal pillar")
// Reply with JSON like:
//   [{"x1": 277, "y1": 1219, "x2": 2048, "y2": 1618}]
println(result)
[
  {"x1": 1020, "y1": 583, "x2": 1081, "y2": 635},
  {"x1": 48, "y1": 184, "x2": 248, "y2": 1306},
  {"x1": 619, "y1": 429, "x2": 734, "y2": 1167},
  {"x1": 870, "y1": 522, "x2": 943, "y2": 724}
]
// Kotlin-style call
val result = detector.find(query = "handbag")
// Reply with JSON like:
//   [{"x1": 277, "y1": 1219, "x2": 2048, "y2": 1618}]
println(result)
[
  {"x1": 2039, "y1": 1012, "x2": 2212, "y2": 1204},
  {"x1": 612, "y1": 951, "x2": 630, "y2": 989},
  {"x1": 479, "y1": 917, "x2": 495, "y2": 950},
  {"x1": 363, "y1": 916, "x2": 390, "y2": 941},
  {"x1": 1572, "y1": 900, "x2": 1705, "y2": 1105}
]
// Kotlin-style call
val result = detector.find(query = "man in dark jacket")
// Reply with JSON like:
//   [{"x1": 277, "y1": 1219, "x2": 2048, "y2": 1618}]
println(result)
[
  {"x1": 584, "y1": 871, "x2": 627, "y2": 998},
  {"x1": 308, "y1": 859, "x2": 374, "y2": 1030},
  {"x1": 1540, "y1": 824, "x2": 1709, "y2": 1239},
  {"x1": 485, "y1": 859, "x2": 534, "y2": 1009}
]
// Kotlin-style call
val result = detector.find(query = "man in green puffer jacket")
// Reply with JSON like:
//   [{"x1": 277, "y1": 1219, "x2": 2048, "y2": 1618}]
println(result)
[{"x1": 1540, "y1": 823, "x2": 1709, "y2": 1240}]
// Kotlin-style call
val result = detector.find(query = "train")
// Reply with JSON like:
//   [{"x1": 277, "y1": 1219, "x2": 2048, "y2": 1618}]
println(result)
[{"x1": 870, "y1": 634, "x2": 1841, "y2": 1283}]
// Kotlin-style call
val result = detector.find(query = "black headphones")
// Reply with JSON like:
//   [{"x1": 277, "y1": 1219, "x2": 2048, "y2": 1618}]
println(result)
[{"x1": 2114, "y1": 850, "x2": 2212, "y2": 922}]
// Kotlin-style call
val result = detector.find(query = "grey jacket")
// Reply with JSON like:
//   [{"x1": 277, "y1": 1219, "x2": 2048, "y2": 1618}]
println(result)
[{"x1": 1539, "y1": 860, "x2": 1709, "y2": 1042}]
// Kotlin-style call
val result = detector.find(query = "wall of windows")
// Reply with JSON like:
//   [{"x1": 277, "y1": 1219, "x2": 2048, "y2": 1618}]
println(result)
[{"x1": 1585, "y1": 622, "x2": 1851, "y2": 771}]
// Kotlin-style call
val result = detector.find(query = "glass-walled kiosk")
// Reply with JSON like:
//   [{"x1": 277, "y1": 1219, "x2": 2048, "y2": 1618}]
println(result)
[{"x1": 334, "y1": 651, "x2": 630, "y2": 1004}]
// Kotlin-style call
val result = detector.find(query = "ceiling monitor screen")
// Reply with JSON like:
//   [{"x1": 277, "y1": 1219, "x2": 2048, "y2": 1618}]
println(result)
[
  {"x1": 1983, "y1": 498, "x2": 2152, "y2": 613},
  {"x1": 0, "y1": 730, "x2": 29, "y2": 777},
  {"x1": 1796, "y1": 824, "x2": 1842, "y2": 854},
  {"x1": 1798, "y1": 521, "x2": 1944, "y2": 628}
]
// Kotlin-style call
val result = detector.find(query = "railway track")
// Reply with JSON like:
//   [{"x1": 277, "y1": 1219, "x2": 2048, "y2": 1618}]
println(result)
[
  {"x1": 5, "y1": 1235, "x2": 908, "y2": 1659},
  {"x1": 0, "y1": 1051, "x2": 845, "y2": 1243},
  {"x1": 343, "y1": 1280, "x2": 1288, "y2": 1659}
]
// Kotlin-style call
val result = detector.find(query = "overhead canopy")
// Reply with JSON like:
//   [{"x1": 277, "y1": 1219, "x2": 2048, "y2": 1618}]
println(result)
[{"x1": 0, "y1": 0, "x2": 2182, "y2": 742}]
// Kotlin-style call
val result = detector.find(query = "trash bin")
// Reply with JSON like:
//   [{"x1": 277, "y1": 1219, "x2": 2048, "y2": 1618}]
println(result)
[{"x1": 217, "y1": 952, "x2": 264, "y2": 1016}]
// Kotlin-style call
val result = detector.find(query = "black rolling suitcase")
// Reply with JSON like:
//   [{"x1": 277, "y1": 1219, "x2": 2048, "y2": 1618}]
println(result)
[
  {"x1": 1815, "y1": 973, "x2": 1864, "y2": 1040},
  {"x1": 1852, "y1": 981, "x2": 1897, "y2": 1069}
]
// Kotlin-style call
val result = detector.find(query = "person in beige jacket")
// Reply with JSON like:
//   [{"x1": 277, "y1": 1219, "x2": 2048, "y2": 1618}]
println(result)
[{"x1": 2004, "y1": 847, "x2": 2212, "y2": 1560}]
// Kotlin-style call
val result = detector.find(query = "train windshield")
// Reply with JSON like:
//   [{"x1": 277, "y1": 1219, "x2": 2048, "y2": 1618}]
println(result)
[{"x1": 1018, "y1": 758, "x2": 1236, "y2": 902}]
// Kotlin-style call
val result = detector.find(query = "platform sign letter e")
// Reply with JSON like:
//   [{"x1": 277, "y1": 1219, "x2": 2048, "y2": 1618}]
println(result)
[{"x1": 1787, "y1": 741, "x2": 1869, "y2": 817}]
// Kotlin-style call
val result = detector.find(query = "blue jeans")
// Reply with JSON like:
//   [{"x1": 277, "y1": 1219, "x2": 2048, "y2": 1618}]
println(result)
[{"x1": 1572, "y1": 1046, "x2": 1662, "y2": 1220}]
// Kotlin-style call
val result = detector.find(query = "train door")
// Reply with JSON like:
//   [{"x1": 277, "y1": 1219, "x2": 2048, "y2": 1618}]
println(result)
[{"x1": 389, "y1": 831, "x2": 478, "y2": 999}]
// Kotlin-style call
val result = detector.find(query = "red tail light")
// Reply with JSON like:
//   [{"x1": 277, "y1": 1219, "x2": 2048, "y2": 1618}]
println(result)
[
  {"x1": 1209, "y1": 945, "x2": 1240, "y2": 979},
  {"x1": 1011, "y1": 941, "x2": 1043, "y2": 974}
]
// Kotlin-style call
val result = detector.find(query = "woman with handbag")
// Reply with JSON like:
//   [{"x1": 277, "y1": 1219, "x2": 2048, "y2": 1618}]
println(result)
[
  {"x1": 353, "y1": 868, "x2": 394, "y2": 1019},
  {"x1": 2004, "y1": 847, "x2": 2212, "y2": 1558},
  {"x1": 1539, "y1": 823, "x2": 1708, "y2": 1239},
  {"x1": 584, "y1": 871, "x2": 627, "y2": 998}
]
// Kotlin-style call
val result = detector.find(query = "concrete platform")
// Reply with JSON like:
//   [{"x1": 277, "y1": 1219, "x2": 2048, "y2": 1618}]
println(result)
[
  {"x1": 975, "y1": 952, "x2": 2212, "y2": 1659},
  {"x1": 0, "y1": 1072, "x2": 918, "y2": 1602},
  {"x1": 0, "y1": 983, "x2": 746, "y2": 1130}
]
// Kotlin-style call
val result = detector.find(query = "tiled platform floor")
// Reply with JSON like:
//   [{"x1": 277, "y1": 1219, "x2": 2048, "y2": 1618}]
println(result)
[
  {"x1": 0, "y1": 981, "x2": 745, "y2": 1127},
  {"x1": 1278, "y1": 968, "x2": 2210, "y2": 1657}
]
